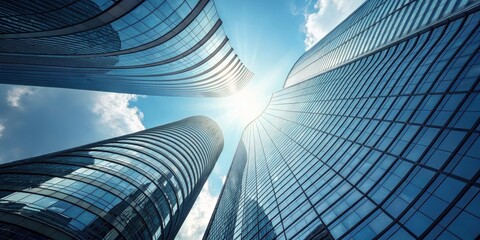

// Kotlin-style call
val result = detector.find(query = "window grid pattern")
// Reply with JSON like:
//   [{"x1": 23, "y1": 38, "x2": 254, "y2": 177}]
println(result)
[
  {"x1": 0, "y1": 0, "x2": 252, "y2": 97},
  {"x1": 204, "y1": 142, "x2": 249, "y2": 239},
  {"x1": 207, "y1": 6, "x2": 480, "y2": 240},
  {"x1": 0, "y1": 0, "x2": 114, "y2": 33},
  {"x1": 285, "y1": 0, "x2": 479, "y2": 87},
  {"x1": 0, "y1": 116, "x2": 223, "y2": 240}
]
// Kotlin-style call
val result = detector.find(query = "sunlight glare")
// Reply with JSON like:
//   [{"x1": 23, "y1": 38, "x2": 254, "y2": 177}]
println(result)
[{"x1": 225, "y1": 86, "x2": 269, "y2": 125}]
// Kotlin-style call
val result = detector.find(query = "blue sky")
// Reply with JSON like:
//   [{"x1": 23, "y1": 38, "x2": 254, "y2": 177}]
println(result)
[{"x1": 0, "y1": 0, "x2": 364, "y2": 238}]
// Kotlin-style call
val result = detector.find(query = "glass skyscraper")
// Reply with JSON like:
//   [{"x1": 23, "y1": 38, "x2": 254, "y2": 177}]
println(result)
[
  {"x1": 0, "y1": 116, "x2": 223, "y2": 239},
  {"x1": 0, "y1": 0, "x2": 252, "y2": 97},
  {"x1": 206, "y1": 0, "x2": 480, "y2": 239}
]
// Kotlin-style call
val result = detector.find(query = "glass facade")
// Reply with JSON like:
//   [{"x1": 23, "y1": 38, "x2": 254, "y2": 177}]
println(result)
[
  {"x1": 204, "y1": 142, "x2": 248, "y2": 239},
  {"x1": 0, "y1": 116, "x2": 223, "y2": 239},
  {"x1": 0, "y1": 0, "x2": 252, "y2": 97},
  {"x1": 206, "y1": 0, "x2": 480, "y2": 239},
  {"x1": 285, "y1": 0, "x2": 479, "y2": 87}
]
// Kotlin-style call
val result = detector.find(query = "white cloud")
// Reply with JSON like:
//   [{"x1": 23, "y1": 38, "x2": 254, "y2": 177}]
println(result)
[
  {"x1": 5, "y1": 85, "x2": 144, "y2": 136},
  {"x1": 176, "y1": 181, "x2": 218, "y2": 240},
  {"x1": 91, "y1": 93, "x2": 145, "y2": 136},
  {"x1": 0, "y1": 85, "x2": 148, "y2": 162},
  {"x1": 0, "y1": 123, "x2": 4, "y2": 138},
  {"x1": 6, "y1": 86, "x2": 34, "y2": 108},
  {"x1": 221, "y1": 175, "x2": 226, "y2": 185},
  {"x1": 302, "y1": 0, "x2": 365, "y2": 50},
  {"x1": 334, "y1": 0, "x2": 364, "y2": 13}
]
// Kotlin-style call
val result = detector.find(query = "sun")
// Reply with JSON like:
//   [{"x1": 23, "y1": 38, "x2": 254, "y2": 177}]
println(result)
[{"x1": 225, "y1": 87, "x2": 269, "y2": 125}]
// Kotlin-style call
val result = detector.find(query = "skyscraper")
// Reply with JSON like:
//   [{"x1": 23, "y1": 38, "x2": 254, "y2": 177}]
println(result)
[
  {"x1": 0, "y1": 116, "x2": 223, "y2": 239},
  {"x1": 204, "y1": 142, "x2": 278, "y2": 240},
  {"x1": 0, "y1": 0, "x2": 252, "y2": 97},
  {"x1": 206, "y1": 0, "x2": 480, "y2": 239}
]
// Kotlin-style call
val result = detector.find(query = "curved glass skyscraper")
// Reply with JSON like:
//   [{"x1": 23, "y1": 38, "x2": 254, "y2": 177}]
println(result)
[
  {"x1": 0, "y1": 116, "x2": 223, "y2": 239},
  {"x1": 0, "y1": 0, "x2": 252, "y2": 97},
  {"x1": 207, "y1": 0, "x2": 480, "y2": 239}
]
